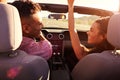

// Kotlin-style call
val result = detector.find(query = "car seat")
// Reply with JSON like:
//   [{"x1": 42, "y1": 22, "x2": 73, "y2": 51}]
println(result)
[
  {"x1": 71, "y1": 13, "x2": 120, "y2": 80},
  {"x1": 0, "y1": 3, "x2": 49, "y2": 80},
  {"x1": 107, "y1": 13, "x2": 120, "y2": 50}
]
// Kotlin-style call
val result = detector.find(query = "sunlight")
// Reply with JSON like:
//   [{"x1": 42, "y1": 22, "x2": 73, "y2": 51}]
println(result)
[
  {"x1": 33, "y1": 0, "x2": 119, "y2": 11},
  {"x1": 76, "y1": 0, "x2": 119, "y2": 12},
  {"x1": 7, "y1": 0, "x2": 119, "y2": 12}
]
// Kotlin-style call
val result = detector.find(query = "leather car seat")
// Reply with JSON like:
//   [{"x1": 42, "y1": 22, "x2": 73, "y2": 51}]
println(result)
[{"x1": 0, "y1": 3, "x2": 49, "y2": 80}]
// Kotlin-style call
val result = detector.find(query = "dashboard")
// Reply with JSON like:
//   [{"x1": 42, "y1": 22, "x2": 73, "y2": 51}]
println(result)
[
  {"x1": 42, "y1": 28, "x2": 91, "y2": 72},
  {"x1": 42, "y1": 28, "x2": 90, "y2": 56}
]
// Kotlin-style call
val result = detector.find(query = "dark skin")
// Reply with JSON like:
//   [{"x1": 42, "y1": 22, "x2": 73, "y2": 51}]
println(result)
[
  {"x1": 21, "y1": 12, "x2": 46, "y2": 41},
  {"x1": 11, "y1": 1, "x2": 47, "y2": 41}
]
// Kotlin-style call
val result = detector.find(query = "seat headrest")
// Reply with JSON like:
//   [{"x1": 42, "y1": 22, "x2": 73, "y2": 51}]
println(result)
[
  {"x1": 107, "y1": 13, "x2": 120, "y2": 49},
  {"x1": 0, "y1": 3, "x2": 22, "y2": 52}
]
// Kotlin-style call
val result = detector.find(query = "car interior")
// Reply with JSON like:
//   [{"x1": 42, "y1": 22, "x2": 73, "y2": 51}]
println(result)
[
  {"x1": 71, "y1": 13, "x2": 120, "y2": 80},
  {"x1": 0, "y1": 2, "x2": 50, "y2": 80},
  {"x1": 38, "y1": 3, "x2": 114, "y2": 80},
  {"x1": 3, "y1": 0, "x2": 120, "y2": 80}
]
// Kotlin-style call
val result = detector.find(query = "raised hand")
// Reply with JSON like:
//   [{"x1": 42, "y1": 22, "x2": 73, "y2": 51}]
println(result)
[
  {"x1": 67, "y1": 0, "x2": 74, "y2": 7},
  {"x1": 67, "y1": 0, "x2": 75, "y2": 30},
  {"x1": 67, "y1": 0, "x2": 84, "y2": 60}
]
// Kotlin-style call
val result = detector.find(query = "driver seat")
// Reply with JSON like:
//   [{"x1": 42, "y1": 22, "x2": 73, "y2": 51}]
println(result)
[
  {"x1": 0, "y1": 3, "x2": 49, "y2": 80},
  {"x1": 71, "y1": 14, "x2": 120, "y2": 80}
]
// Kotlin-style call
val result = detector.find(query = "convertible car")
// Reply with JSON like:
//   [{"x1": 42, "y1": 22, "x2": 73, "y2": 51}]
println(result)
[
  {"x1": 8, "y1": 0, "x2": 119, "y2": 80},
  {"x1": 38, "y1": 2, "x2": 115, "y2": 80}
]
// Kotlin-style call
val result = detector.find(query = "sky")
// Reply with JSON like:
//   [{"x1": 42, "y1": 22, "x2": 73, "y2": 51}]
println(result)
[
  {"x1": 7, "y1": 0, "x2": 119, "y2": 11},
  {"x1": 8, "y1": 0, "x2": 119, "y2": 18}
]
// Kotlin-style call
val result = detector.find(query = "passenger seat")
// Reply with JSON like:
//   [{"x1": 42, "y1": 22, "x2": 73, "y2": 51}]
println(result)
[{"x1": 0, "y1": 3, "x2": 49, "y2": 80}]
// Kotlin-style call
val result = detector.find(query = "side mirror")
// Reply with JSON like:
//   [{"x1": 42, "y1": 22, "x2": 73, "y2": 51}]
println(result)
[{"x1": 48, "y1": 14, "x2": 66, "y2": 20}]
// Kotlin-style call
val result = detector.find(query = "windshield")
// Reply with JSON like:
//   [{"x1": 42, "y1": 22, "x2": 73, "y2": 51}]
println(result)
[{"x1": 8, "y1": 0, "x2": 119, "y2": 31}]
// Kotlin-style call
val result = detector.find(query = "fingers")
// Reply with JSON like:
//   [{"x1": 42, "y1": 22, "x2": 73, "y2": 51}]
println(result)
[{"x1": 67, "y1": 0, "x2": 74, "y2": 6}]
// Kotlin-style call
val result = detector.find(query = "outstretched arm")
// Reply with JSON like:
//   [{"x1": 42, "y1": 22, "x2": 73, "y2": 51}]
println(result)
[{"x1": 67, "y1": 0, "x2": 85, "y2": 60}]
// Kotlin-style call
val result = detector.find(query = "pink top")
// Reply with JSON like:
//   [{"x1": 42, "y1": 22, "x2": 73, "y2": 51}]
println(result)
[{"x1": 18, "y1": 37, "x2": 53, "y2": 60}]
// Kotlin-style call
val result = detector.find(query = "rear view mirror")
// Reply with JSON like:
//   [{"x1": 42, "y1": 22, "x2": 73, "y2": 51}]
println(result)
[{"x1": 48, "y1": 14, "x2": 66, "y2": 20}]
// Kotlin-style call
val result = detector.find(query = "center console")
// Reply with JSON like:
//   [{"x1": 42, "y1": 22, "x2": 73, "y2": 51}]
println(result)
[{"x1": 46, "y1": 32, "x2": 71, "y2": 80}]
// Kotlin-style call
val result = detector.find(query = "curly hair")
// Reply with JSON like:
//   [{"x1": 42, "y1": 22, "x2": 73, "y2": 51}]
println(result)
[{"x1": 11, "y1": 0, "x2": 41, "y2": 18}]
